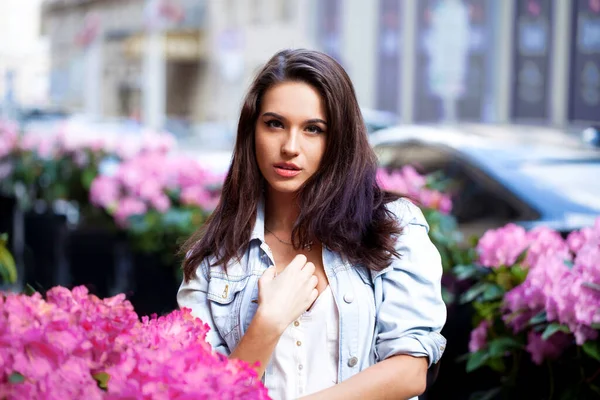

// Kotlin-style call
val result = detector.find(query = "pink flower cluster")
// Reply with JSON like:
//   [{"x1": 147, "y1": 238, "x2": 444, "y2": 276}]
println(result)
[
  {"x1": 376, "y1": 166, "x2": 452, "y2": 213},
  {"x1": 475, "y1": 220, "x2": 600, "y2": 363},
  {"x1": 90, "y1": 153, "x2": 224, "y2": 227},
  {"x1": 476, "y1": 224, "x2": 530, "y2": 268},
  {"x1": 525, "y1": 331, "x2": 572, "y2": 366},
  {"x1": 0, "y1": 121, "x2": 18, "y2": 180},
  {"x1": 0, "y1": 286, "x2": 268, "y2": 399},
  {"x1": 468, "y1": 320, "x2": 490, "y2": 353},
  {"x1": 0, "y1": 120, "x2": 18, "y2": 159},
  {"x1": 17, "y1": 124, "x2": 176, "y2": 165}
]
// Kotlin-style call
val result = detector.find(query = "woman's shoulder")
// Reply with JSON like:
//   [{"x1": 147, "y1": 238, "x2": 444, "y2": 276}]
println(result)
[{"x1": 384, "y1": 197, "x2": 429, "y2": 231}]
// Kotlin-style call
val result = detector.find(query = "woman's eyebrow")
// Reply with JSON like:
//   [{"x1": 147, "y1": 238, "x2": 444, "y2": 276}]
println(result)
[
  {"x1": 262, "y1": 112, "x2": 327, "y2": 125},
  {"x1": 305, "y1": 118, "x2": 327, "y2": 125}
]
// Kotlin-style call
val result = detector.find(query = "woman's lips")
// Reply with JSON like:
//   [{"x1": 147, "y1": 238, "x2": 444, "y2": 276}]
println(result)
[{"x1": 273, "y1": 166, "x2": 301, "y2": 177}]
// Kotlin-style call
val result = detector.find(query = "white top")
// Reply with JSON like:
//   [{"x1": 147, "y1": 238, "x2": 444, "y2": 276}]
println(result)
[{"x1": 265, "y1": 285, "x2": 339, "y2": 400}]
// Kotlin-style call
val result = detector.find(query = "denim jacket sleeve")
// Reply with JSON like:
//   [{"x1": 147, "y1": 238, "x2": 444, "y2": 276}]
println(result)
[
  {"x1": 373, "y1": 198, "x2": 447, "y2": 367},
  {"x1": 177, "y1": 258, "x2": 231, "y2": 356}
]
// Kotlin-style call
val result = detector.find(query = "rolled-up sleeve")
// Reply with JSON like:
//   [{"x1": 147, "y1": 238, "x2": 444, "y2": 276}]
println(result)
[
  {"x1": 177, "y1": 259, "x2": 230, "y2": 356},
  {"x1": 374, "y1": 198, "x2": 447, "y2": 367}
]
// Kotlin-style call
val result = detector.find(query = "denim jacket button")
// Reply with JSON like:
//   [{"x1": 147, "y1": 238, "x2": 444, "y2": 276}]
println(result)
[
  {"x1": 343, "y1": 293, "x2": 354, "y2": 304},
  {"x1": 347, "y1": 357, "x2": 358, "y2": 367}
]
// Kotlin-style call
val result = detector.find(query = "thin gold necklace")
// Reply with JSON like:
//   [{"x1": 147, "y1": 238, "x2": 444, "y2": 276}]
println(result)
[{"x1": 265, "y1": 226, "x2": 313, "y2": 251}]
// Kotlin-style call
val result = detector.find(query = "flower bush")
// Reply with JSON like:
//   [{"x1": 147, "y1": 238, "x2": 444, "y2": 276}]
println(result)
[
  {"x1": 0, "y1": 119, "x2": 176, "y2": 214},
  {"x1": 377, "y1": 165, "x2": 453, "y2": 214},
  {"x1": 456, "y1": 221, "x2": 600, "y2": 399},
  {"x1": 0, "y1": 286, "x2": 269, "y2": 399},
  {"x1": 89, "y1": 152, "x2": 224, "y2": 262},
  {"x1": 377, "y1": 166, "x2": 473, "y2": 280}
]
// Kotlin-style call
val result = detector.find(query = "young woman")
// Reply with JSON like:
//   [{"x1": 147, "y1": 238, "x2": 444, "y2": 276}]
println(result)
[{"x1": 178, "y1": 49, "x2": 447, "y2": 400}]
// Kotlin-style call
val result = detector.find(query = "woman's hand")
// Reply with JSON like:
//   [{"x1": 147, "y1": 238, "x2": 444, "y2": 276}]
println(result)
[{"x1": 256, "y1": 254, "x2": 319, "y2": 333}]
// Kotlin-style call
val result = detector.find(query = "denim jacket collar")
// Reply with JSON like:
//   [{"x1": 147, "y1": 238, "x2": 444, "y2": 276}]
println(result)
[{"x1": 250, "y1": 197, "x2": 266, "y2": 243}]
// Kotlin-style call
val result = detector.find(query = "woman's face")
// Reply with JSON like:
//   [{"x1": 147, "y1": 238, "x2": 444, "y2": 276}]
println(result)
[{"x1": 255, "y1": 81, "x2": 327, "y2": 195}]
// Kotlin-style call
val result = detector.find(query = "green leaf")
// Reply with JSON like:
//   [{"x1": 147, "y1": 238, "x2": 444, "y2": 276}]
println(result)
[
  {"x1": 515, "y1": 247, "x2": 529, "y2": 264},
  {"x1": 453, "y1": 264, "x2": 479, "y2": 281},
  {"x1": 541, "y1": 323, "x2": 570, "y2": 340},
  {"x1": 529, "y1": 311, "x2": 547, "y2": 326},
  {"x1": 460, "y1": 283, "x2": 490, "y2": 304},
  {"x1": 482, "y1": 284, "x2": 504, "y2": 301},
  {"x1": 128, "y1": 214, "x2": 151, "y2": 234},
  {"x1": 495, "y1": 270, "x2": 513, "y2": 290},
  {"x1": 591, "y1": 323, "x2": 600, "y2": 330},
  {"x1": 93, "y1": 372, "x2": 110, "y2": 390},
  {"x1": 468, "y1": 234, "x2": 481, "y2": 248},
  {"x1": 473, "y1": 301, "x2": 502, "y2": 320},
  {"x1": 9, "y1": 372, "x2": 25, "y2": 384},
  {"x1": 23, "y1": 283, "x2": 37, "y2": 296},
  {"x1": 81, "y1": 167, "x2": 98, "y2": 190},
  {"x1": 0, "y1": 266, "x2": 10, "y2": 283},
  {"x1": 455, "y1": 352, "x2": 471, "y2": 363},
  {"x1": 488, "y1": 337, "x2": 522, "y2": 357},
  {"x1": 582, "y1": 341, "x2": 600, "y2": 362},
  {"x1": 466, "y1": 350, "x2": 489, "y2": 373},
  {"x1": 510, "y1": 265, "x2": 528, "y2": 285},
  {"x1": 487, "y1": 357, "x2": 506, "y2": 373},
  {"x1": 441, "y1": 287, "x2": 455, "y2": 305},
  {"x1": 0, "y1": 245, "x2": 17, "y2": 284},
  {"x1": 162, "y1": 208, "x2": 194, "y2": 230}
]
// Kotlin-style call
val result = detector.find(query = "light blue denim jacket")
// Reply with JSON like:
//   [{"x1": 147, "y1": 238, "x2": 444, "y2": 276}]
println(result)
[{"x1": 177, "y1": 198, "x2": 447, "y2": 397}]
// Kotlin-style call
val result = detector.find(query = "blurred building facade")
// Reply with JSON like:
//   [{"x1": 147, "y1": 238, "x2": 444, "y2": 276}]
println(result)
[
  {"x1": 40, "y1": 0, "x2": 600, "y2": 132},
  {"x1": 0, "y1": 0, "x2": 50, "y2": 116},
  {"x1": 41, "y1": 0, "x2": 318, "y2": 133}
]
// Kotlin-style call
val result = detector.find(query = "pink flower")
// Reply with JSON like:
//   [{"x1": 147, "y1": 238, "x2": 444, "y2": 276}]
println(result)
[
  {"x1": 525, "y1": 331, "x2": 571, "y2": 365},
  {"x1": 525, "y1": 227, "x2": 571, "y2": 268},
  {"x1": 90, "y1": 176, "x2": 121, "y2": 209},
  {"x1": 0, "y1": 120, "x2": 19, "y2": 158},
  {"x1": 468, "y1": 320, "x2": 490, "y2": 352},
  {"x1": 137, "y1": 180, "x2": 163, "y2": 202},
  {"x1": 151, "y1": 194, "x2": 171, "y2": 213},
  {"x1": 477, "y1": 224, "x2": 529, "y2": 268},
  {"x1": 140, "y1": 130, "x2": 177, "y2": 154},
  {"x1": 114, "y1": 197, "x2": 147, "y2": 227},
  {"x1": 181, "y1": 186, "x2": 219, "y2": 210},
  {"x1": 566, "y1": 227, "x2": 595, "y2": 253},
  {"x1": 377, "y1": 166, "x2": 452, "y2": 213}
]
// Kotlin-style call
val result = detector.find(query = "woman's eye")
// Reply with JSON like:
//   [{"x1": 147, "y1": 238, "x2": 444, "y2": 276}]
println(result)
[
  {"x1": 306, "y1": 125, "x2": 324, "y2": 134},
  {"x1": 265, "y1": 120, "x2": 283, "y2": 129}
]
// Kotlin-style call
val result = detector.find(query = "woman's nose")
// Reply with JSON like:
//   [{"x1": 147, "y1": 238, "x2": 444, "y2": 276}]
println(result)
[{"x1": 281, "y1": 130, "x2": 300, "y2": 156}]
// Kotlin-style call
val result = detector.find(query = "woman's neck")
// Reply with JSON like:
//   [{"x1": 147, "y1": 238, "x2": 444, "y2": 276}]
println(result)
[{"x1": 264, "y1": 190, "x2": 300, "y2": 232}]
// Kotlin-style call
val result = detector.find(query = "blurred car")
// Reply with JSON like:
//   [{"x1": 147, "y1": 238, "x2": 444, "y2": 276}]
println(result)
[
  {"x1": 361, "y1": 107, "x2": 399, "y2": 133},
  {"x1": 369, "y1": 123, "x2": 600, "y2": 239},
  {"x1": 15, "y1": 106, "x2": 70, "y2": 133}
]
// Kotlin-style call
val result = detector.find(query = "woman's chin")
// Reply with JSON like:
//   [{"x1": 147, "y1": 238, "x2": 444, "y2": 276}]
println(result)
[{"x1": 265, "y1": 180, "x2": 304, "y2": 195}]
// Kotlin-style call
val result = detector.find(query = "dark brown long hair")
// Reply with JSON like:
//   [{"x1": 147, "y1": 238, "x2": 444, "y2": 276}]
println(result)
[{"x1": 182, "y1": 49, "x2": 402, "y2": 281}]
